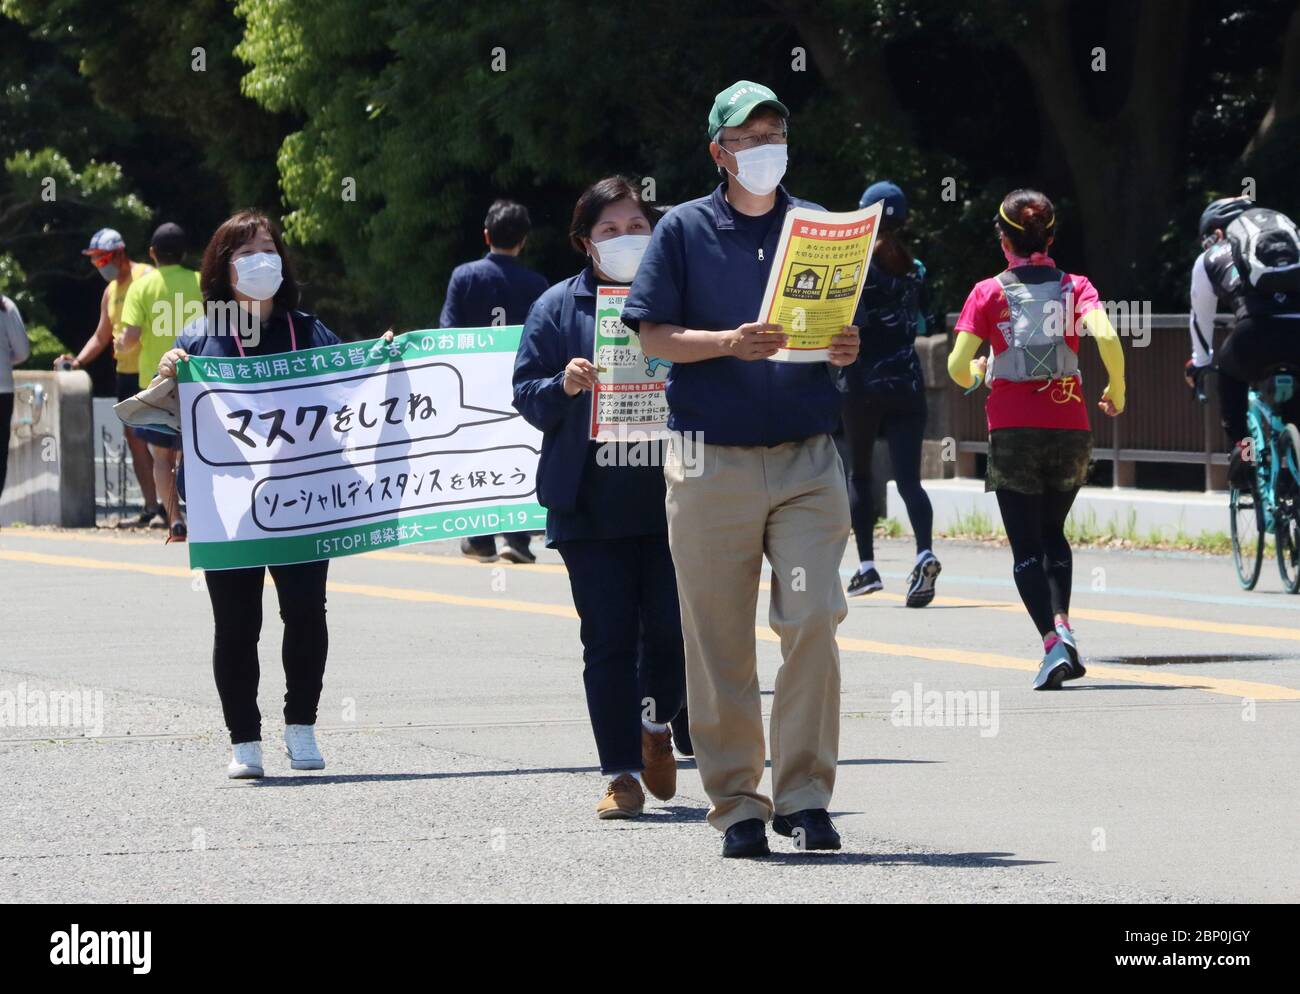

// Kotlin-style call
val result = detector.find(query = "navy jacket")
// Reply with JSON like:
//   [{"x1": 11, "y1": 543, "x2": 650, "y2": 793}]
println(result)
[
  {"x1": 511, "y1": 267, "x2": 600, "y2": 516},
  {"x1": 843, "y1": 258, "x2": 926, "y2": 401},
  {"x1": 440, "y1": 252, "x2": 549, "y2": 328},
  {"x1": 513, "y1": 265, "x2": 669, "y2": 546},
  {"x1": 621, "y1": 183, "x2": 843, "y2": 446},
  {"x1": 176, "y1": 307, "x2": 340, "y2": 358}
]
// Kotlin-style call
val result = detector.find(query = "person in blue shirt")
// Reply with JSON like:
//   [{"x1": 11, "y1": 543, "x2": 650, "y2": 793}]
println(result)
[
  {"x1": 159, "y1": 209, "x2": 390, "y2": 783},
  {"x1": 622, "y1": 81, "x2": 860, "y2": 859},
  {"x1": 512, "y1": 177, "x2": 686, "y2": 821},
  {"x1": 442, "y1": 199, "x2": 550, "y2": 565},
  {"x1": 841, "y1": 181, "x2": 940, "y2": 605}
]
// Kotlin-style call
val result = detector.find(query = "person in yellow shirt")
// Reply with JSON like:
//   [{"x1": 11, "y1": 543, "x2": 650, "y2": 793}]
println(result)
[
  {"x1": 120, "y1": 222, "x2": 204, "y2": 541},
  {"x1": 58, "y1": 228, "x2": 160, "y2": 526}
]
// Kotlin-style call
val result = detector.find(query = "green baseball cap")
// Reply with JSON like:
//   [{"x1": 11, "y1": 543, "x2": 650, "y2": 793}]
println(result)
[{"x1": 708, "y1": 80, "x2": 789, "y2": 136}]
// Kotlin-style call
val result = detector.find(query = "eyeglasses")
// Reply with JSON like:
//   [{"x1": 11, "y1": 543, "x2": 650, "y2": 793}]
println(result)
[{"x1": 717, "y1": 130, "x2": 788, "y2": 151}]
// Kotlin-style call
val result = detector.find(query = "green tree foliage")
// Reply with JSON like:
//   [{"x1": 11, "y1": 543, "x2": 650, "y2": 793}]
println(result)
[
  {"x1": 0, "y1": 152, "x2": 151, "y2": 326},
  {"x1": 4, "y1": 0, "x2": 1299, "y2": 350}
]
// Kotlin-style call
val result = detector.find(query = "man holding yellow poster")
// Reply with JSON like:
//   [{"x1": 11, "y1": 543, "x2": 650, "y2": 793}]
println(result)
[
  {"x1": 624, "y1": 80, "x2": 860, "y2": 861},
  {"x1": 759, "y1": 204, "x2": 883, "y2": 362}
]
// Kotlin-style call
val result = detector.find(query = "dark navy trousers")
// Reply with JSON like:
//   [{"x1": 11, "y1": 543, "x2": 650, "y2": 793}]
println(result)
[{"x1": 555, "y1": 536, "x2": 687, "y2": 774}]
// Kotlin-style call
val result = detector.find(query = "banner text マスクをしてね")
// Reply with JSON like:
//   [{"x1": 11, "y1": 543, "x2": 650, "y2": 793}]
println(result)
[{"x1": 176, "y1": 327, "x2": 545, "y2": 569}]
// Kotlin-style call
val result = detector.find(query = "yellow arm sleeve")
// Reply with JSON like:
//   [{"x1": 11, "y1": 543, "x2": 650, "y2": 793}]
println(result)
[
  {"x1": 947, "y1": 331, "x2": 984, "y2": 389},
  {"x1": 1081, "y1": 309, "x2": 1125, "y2": 413}
]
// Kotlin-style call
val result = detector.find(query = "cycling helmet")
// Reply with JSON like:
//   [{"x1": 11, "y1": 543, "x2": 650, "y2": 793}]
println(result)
[{"x1": 1198, "y1": 196, "x2": 1252, "y2": 241}]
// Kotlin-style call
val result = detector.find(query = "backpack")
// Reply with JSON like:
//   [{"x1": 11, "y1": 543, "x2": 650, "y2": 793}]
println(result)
[
  {"x1": 1226, "y1": 208, "x2": 1300, "y2": 301},
  {"x1": 988, "y1": 267, "x2": 1079, "y2": 384}
]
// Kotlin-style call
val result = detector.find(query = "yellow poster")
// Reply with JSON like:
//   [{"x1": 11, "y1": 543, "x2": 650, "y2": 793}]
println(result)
[{"x1": 758, "y1": 203, "x2": 883, "y2": 362}]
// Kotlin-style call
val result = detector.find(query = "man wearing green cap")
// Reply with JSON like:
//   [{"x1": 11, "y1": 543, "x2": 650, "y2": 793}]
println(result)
[{"x1": 622, "y1": 81, "x2": 859, "y2": 859}]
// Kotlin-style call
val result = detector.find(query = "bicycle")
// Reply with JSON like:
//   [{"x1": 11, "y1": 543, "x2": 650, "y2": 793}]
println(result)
[{"x1": 1227, "y1": 365, "x2": 1300, "y2": 592}]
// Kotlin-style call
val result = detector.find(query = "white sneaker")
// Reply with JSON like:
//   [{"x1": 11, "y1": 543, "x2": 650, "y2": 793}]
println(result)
[
  {"x1": 228, "y1": 741, "x2": 264, "y2": 779},
  {"x1": 283, "y1": 724, "x2": 325, "y2": 771},
  {"x1": 1032, "y1": 639, "x2": 1074, "y2": 691},
  {"x1": 1055, "y1": 622, "x2": 1086, "y2": 680}
]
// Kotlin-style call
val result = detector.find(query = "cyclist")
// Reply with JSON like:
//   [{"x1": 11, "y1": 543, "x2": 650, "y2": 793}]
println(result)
[
  {"x1": 1186, "y1": 197, "x2": 1300, "y2": 484},
  {"x1": 948, "y1": 189, "x2": 1125, "y2": 690}
]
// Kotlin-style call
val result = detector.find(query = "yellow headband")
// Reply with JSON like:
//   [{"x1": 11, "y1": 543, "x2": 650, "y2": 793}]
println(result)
[{"x1": 999, "y1": 203, "x2": 1055, "y2": 231}]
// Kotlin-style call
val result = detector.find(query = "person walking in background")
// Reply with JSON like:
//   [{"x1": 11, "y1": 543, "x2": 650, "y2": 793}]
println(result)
[
  {"x1": 624, "y1": 81, "x2": 860, "y2": 858},
  {"x1": 57, "y1": 229, "x2": 161, "y2": 527},
  {"x1": 513, "y1": 176, "x2": 686, "y2": 821},
  {"x1": 120, "y1": 223, "x2": 202, "y2": 541},
  {"x1": 841, "y1": 181, "x2": 940, "y2": 605},
  {"x1": 947, "y1": 189, "x2": 1125, "y2": 690},
  {"x1": 0, "y1": 295, "x2": 32, "y2": 511},
  {"x1": 157, "y1": 210, "x2": 347, "y2": 779},
  {"x1": 442, "y1": 199, "x2": 550, "y2": 565}
]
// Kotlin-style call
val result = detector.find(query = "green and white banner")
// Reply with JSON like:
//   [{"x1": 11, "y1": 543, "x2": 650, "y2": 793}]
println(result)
[{"x1": 176, "y1": 327, "x2": 544, "y2": 570}]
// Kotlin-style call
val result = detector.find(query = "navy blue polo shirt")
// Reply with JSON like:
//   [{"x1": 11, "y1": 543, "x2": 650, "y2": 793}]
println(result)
[
  {"x1": 621, "y1": 183, "x2": 843, "y2": 446},
  {"x1": 440, "y1": 251, "x2": 549, "y2": 328}
]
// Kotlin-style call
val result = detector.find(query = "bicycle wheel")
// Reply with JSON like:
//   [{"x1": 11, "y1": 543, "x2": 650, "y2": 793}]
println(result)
[
  {"x1": 1275, "y1": 422, "x2": 1300, "y2": 593},
  {"x1": 1230, "y1": 481, "x2": 1265, "y2": 590}
]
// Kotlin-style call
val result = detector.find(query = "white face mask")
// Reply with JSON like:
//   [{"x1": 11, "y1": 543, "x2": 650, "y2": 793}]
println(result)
[
  {"x1": 726, "y1": 143, "x2": 787, "y2": 197},
  {"x1": 232, "y1": 252, "x2": 283, "y2": 300},
  {"x1": 591, "y1": 234, "x2": 651, "y2": 283}
]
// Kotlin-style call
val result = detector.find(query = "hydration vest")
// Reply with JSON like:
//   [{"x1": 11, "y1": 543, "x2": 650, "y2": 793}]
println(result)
[
  {"x1": 1224, "y1": 208, "x2": 1300, "y2": 317},
  {"x1": 987, "y1": 266, "x2": 1079, "y2": 384}
]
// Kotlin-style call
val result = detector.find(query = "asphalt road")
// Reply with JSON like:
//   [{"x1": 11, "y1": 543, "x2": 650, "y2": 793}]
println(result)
[{"x1": 2, "y1": 525, "x2": 1297, "y2": 903}]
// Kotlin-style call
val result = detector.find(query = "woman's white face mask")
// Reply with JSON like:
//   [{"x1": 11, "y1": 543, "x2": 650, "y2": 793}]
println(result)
[
  {"x1": 232, "y1": 252, "x2": 284, "y2": 300},
  {"x1": 725, "y1": 143, "x2": 787, "y2": 197},
  {"x1": 591, "y1": 234, "x2": 651, "y2": 283}
]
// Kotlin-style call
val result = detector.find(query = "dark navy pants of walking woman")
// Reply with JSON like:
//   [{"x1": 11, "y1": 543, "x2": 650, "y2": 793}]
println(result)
[{"x1": 555, "y1": 536, "x2": 687, "y2": 774}]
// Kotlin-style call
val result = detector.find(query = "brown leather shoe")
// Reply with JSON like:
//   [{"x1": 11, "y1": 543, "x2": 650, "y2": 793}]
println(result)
[
  {"x1": 596, "y1": 773, "x2": 645, "y2": 819},
  {"x1": 640, "y1": 725, "x2": 677, "y2": 801}
]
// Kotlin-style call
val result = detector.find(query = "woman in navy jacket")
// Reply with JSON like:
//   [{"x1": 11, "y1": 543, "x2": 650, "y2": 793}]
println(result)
[{"x1": 512, "y1": 177, "x2": 686, "y2": 821}]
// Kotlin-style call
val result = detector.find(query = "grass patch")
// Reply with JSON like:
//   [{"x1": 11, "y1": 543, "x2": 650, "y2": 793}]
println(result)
[
  {"x1": 874, "y1": 517, "x2": 905, "y2": 539},
  {"x1": 929, "y1": 503, "x2": 1241, "y2": 554}
]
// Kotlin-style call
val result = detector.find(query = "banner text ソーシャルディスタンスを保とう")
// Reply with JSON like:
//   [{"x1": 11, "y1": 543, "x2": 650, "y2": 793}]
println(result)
[{"x1": 176, "y1": 327, "x2": 545, "y2": 570}]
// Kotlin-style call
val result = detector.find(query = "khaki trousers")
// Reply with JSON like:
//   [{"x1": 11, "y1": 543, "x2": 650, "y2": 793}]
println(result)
[{"x1": 665, "y1": 433, "x2": 849, "y2": 831}]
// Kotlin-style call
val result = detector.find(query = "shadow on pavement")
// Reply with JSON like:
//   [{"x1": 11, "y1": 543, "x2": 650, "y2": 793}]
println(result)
[
  {"x1": 752, "y1": 850, "x2": 1050, "y2": 868},
  {"x1": 1091, "y1": 652, "x2": 1287, "y2": 666},
  {"x1": 244, "y1": 756, "x2": 937, "y2": 788}
]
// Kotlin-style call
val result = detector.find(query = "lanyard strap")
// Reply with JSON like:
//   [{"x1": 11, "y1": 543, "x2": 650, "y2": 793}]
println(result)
[{"x1": 233, "y1": 311, "x2": 297, "y2": 358}]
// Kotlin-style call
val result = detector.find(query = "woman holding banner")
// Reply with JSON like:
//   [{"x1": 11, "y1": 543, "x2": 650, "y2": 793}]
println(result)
[
  {"x1": 159, "y1": 210, "x2": 346, "y2": 779},
  {"x1": 512, "y1": 177, "x2": 687, "y2": 820}
]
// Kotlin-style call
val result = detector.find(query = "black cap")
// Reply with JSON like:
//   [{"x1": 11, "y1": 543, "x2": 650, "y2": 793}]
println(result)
[{"x1": 150, "y1": 222, "x2": 187, "y2": 260}]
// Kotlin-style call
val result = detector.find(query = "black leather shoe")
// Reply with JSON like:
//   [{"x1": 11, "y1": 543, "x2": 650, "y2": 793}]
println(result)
[
  {"x1": 722, "y1": 818, "x2": 770, "y2": 859},
  {"x1": 772, "y1": 809, "x2": 841, "y2": 851}
]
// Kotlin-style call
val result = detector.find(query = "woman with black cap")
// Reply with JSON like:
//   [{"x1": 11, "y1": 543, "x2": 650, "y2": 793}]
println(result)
[{"x1": 842, "y1": 181, "x2": 940, "y2": 606}]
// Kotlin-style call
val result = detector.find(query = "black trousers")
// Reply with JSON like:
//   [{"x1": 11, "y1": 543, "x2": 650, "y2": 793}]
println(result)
[
  {"x1": 995, "y1": 488, "x2": 1077, "y2": 638},
  {"x1": 555, "y1": 536, "x2": 686, "y2": 774},
  {"x1": 1216, "y1": 315, "x2": 1300, "y2": 443},
  {"x1": 841, "y1": 392, "x2": 934, "y2": 561},
  {"x1": 205, "y1": 560, "x2": 329, "y2": 744},
  {"x1": 0, "y1": 392, "x2": 12, "y2": 501},
  {"x1": 466, "y1": 531, "x2": 531, "y2": 554}
]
